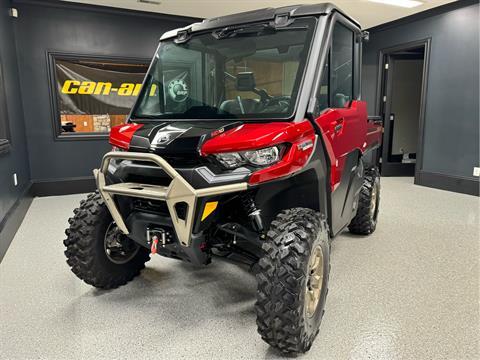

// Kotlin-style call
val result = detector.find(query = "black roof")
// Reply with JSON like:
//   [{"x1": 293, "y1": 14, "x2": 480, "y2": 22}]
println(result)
[{"x1": 160, "y1": 3, "x2": 360, "y2": 40}]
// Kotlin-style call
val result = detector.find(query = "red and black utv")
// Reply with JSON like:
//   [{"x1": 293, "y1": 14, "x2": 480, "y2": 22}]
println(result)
[{"x1": 64, "y1": 3, "x2": 382, "y2": 354}]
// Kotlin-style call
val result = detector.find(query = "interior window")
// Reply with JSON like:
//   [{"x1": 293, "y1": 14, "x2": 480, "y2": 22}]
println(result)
[{"x1": 330, "y1": 22, "x2": 354, "y2": 108}]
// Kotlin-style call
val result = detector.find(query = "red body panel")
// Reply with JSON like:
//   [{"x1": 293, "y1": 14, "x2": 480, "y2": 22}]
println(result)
[
  {"x1": 314, "y1": 100, "x2": 369, "y2": 190},
  {"x1": 110, "y1": 123, "x2": 144, "y2": 150},
  {"x1": 248, "y1": 132, "x2": 316, "y2": 184},
  {"x1": 366, "y1": 123, "x2": 383, "y2": 149},
  {"x1": 201, "y1": 121, "x2": 316, "y2": 185},
  {"x1": 200, "y1": 121, "x2": 314, "y2": 155}
]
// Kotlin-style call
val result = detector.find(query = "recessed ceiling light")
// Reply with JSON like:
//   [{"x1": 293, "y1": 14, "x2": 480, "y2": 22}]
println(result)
[{"x1": 368, "y1": 0, "x2": 423, "y2": 8}]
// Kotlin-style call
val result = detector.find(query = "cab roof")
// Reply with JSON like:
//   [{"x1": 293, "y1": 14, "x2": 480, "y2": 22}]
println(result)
[{"x1": 160, "y1": 2, "x2": 360, "y2": 41}]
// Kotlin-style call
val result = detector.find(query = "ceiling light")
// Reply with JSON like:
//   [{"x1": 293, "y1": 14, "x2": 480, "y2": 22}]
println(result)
[
  {"x1": 137, "y1": 0, "x2": 161, "y2": 5},
  {"x1": 368, "y1": 0, "x2": 423, "y2": 8}
]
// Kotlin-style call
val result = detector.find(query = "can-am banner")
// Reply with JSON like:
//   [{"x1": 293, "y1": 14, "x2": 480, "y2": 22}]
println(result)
[{"x1": 55, "y1": 59, "x2": 149, "y2": 115}]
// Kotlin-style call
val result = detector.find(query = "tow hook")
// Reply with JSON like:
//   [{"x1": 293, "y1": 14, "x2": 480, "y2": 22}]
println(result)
[
  {"x1": 150, "y1": 235, "x2": 159, "y2": 255},
  {"x1": 147, "y1": 228, "x2": 171, "y2": 255}
]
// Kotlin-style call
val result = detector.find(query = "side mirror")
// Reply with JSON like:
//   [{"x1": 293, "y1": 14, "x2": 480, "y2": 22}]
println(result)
[{"x1": 362, "y1": 31, "x2": 370, "y2": 42}]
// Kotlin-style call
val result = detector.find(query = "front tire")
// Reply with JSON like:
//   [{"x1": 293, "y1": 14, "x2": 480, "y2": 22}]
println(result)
[
  {"x1": 255, "y1": 208, "x2": 330, "y2": 354},
  {"x1": 64, "y1": 192, "x2": 150, "y2": 289}
]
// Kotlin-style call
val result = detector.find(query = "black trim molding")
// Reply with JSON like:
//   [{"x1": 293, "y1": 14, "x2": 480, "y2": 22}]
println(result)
[
  {"x1": 415, "y1": 171, "x2": 479, "y2": 197},
  {"x1": 31, "y1": 176, "x2": 96, "y2": 197},
  {"x1": 0, "y1": 185, "x2": 34, "y2": 262}
]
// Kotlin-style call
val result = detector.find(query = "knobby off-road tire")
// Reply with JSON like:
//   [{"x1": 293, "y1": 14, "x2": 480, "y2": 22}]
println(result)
[
  {"x1": 348, "y1": 167, "x2": 381, "y2": 235},
  {"x1": 64, "y1": 192, "x2": 150, "y2": 289},
  {"x1": 255, "y1": 208, "x2": 330, "y2": 354}
]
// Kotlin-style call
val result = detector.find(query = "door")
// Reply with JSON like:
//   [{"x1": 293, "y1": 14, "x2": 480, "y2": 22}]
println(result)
[
  {"x1": 381, "y1": 49, "x2": 425, "y2": 176},
  {"x1": 313, "y1": 21, "x2": 366, "y2": 235}
]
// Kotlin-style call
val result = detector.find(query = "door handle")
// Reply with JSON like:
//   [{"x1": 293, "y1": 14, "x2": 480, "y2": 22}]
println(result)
[{"x1": 334, "y1": 118, "x2": 344, "y2": 134}]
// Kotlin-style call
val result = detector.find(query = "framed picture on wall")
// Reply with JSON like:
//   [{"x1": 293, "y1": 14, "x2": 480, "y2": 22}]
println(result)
[
  {"x1": 47, "y1": 53, "x2": 151, "y2": 139},
  {"x1": 0, "y1": 55, "x2": 10, "y2": 154}
]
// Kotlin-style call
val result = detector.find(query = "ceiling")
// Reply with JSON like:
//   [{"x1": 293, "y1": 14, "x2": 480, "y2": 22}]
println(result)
[{"x1": 60, "y1": 0, "x2": 457, "y2": 28}]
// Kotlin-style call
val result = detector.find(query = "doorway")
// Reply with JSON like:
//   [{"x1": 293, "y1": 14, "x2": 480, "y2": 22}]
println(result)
[{"x1": 377, "y1": 39, "x2": 430, "y2": 177}]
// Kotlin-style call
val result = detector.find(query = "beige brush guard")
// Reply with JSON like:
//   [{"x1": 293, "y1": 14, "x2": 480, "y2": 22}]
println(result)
[{"x1": 93, "y1": 151, "x2": 248, "y2": 247}]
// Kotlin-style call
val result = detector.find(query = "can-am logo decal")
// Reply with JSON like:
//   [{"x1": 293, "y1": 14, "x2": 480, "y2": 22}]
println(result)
[
  {"x1": 150, "y1": 125, "x2": 191, "y2": 149},
  {"x1": 61, "y1": 80, "x2": 158, "y2": 97},
  {"x1": 167, "y1": 79, "x2": 189, "y2": 102}
]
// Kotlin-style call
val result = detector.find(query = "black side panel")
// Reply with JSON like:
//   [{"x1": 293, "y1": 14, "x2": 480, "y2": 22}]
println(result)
[
  {"x1": 362, "y1": 145, "x2": 381, "y2": 169},
  {"x1": 254, "y1": 143, "x2": 329, "y2": 230},
  {"x1": 330, "y1": 151, "x2": 363, "y2": 235}
]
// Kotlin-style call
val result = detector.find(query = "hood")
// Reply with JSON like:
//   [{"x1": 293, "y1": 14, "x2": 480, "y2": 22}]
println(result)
[{"x1": 128, "y1": 121, "x2": 242, "y2": 156}]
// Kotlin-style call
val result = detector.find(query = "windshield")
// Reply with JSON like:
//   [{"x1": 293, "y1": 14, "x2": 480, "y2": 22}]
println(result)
[{"x1": 132, "y1": 17, "x2": 317, "y2": 120}]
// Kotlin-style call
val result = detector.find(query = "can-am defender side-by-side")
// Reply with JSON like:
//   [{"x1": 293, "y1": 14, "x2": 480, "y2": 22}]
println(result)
[{"x1": 64, "y1": 3, "x2": 382, "y2": 354}]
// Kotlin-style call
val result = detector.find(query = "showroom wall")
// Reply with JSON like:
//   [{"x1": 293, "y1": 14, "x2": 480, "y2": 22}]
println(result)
[
  {"x1": 0, "y1": 0, "x2": 31, "y2": 258},
  {"x1": 362, "y1": 0, "x2": 479, "y2": 195},
  {"x1": 12, "y1": 0, "x2": 197, "y2": 194}
]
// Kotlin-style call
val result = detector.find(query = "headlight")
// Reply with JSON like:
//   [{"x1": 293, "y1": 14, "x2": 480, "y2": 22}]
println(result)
[
  {"x1": 214, "y1": 152, "x2": 246, "y2": 169},
  {"x1": 214, "y1": 145, "x2": 284, "y2": 169},
  {"x1": 243, "y1": 146, "x2": 280, "y2": 166}
]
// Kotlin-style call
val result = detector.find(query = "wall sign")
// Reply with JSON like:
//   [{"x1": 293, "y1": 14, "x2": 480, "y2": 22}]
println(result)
[{"x1": 51, "y1": 56, "x2": 150, "y2": 135}]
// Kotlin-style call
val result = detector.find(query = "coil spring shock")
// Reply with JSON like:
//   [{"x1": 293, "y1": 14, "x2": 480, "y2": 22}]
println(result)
[{"x1": 241, "y1": 193, "x2": 264, "y2": 232}]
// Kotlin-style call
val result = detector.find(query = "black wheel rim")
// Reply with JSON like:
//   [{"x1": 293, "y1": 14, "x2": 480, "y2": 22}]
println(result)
[{"x1": 103, "y1": 222, "x2": 140, "y2": 265}]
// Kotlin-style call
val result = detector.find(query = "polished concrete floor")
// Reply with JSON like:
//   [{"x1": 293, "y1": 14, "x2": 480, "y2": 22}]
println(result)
[{"x1": 0, "y1": 177, "x2": 478, "y2": 359}]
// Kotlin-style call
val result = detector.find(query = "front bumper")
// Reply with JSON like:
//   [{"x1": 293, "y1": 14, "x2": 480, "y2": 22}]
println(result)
[{"x1": 94, "y1": 151, "x2": 248, "y2": 247}]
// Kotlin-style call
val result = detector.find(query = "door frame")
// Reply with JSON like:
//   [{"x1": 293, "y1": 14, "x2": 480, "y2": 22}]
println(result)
[{"x1": 375, "y1": 38, "x2": 431, "y2": 179}]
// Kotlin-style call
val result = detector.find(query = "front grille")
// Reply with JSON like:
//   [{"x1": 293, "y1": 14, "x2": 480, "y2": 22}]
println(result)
[
  {"x1": 126, "y1": 173, "x2": 171, "y2": 187},
  {"x1": 133, "y1": 198, "x2": 169, "y2": 215},
  {"x1": 160, "y1": 155, "x2": 205, "y2": 168}
]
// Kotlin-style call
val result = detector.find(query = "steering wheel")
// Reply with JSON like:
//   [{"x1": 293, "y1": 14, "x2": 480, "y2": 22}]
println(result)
[{"x1": 261, "y1": 96, "x2": 291, "y2": 113}]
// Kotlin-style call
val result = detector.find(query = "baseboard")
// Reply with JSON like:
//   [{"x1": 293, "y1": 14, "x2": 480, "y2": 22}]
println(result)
[
  {"x1": 0, "y1": 184, "x2": 34, "y2": 263},
  {"x1": 415, "y1": 171, "x2": 479, "y2": 196},
  {"x1": 31, "y1": 176, "x2": 96, "y2": 197}
]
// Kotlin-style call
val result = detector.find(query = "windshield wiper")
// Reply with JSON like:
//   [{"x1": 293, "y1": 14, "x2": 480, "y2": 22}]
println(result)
[{"x1": 212, "y1": 23, "x2": 275, "y2": 39}]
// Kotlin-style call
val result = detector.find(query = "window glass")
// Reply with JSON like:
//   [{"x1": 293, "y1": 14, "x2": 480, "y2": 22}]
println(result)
[
  {"x1": 315, "y1": 52, "x2": 330, "y2": 114},
  {"x1": 53, "y1": 57, "x2": 149, "y2": 134},
  {"x1": 133, "y1": 17, "x2": 316, "y2": 120},
  {"x1": 330, "y1": 22, "x2": 354, "y2": 108}
]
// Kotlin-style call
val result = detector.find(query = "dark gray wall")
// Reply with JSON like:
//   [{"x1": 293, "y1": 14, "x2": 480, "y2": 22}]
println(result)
[
  {"x1": 363, "y1": 1, "x2": 479, "y2": 193},
  {"x1": 12, "y1": 0, "x2": 196, "y2": 182},
  {"x1": 0, "y1": 1, "x2": 30, "y2": 225}
]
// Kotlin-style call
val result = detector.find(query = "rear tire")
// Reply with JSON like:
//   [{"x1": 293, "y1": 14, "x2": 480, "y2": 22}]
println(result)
[
  {"x1": 348, "y1": 167, "x2": 380, "y2": 235},
  {"x1": 255, "y1": 208, "x2": 330, "y2": 354},
  {"x1": 64, "y1": 192, "x2": 150, "y2": 289}
]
